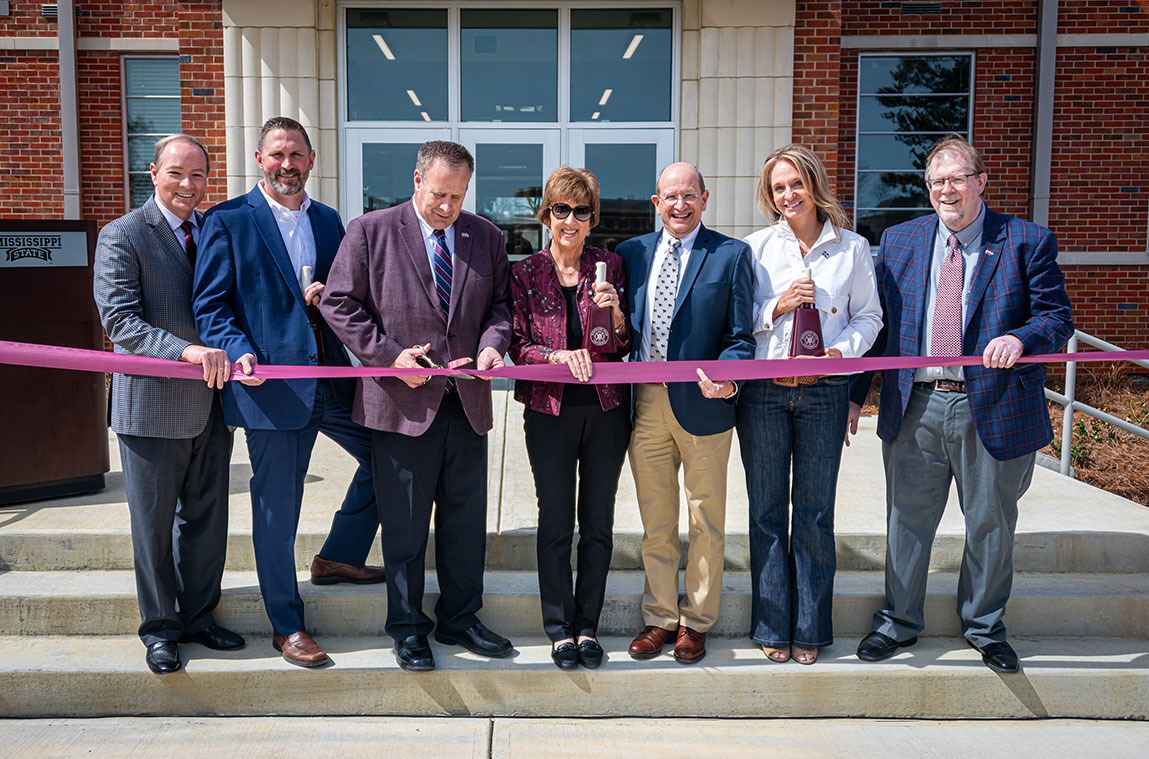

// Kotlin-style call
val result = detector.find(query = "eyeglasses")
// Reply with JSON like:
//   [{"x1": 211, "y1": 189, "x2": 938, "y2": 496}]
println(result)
[
  {"x1": 925, "y1": 173, "x2": 977, "y2": 191},
  {"x1": 550, "y1": 203, "x2": 594, "y2": 222},
  {"x1": 658, "y1": 193, "x2": 700, "y2": 204}
]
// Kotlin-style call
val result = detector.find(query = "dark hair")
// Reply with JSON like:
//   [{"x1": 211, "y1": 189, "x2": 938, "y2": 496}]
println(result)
[
  {"x1": 258, "y1": 116, "x2": 312, "y2": 152},
  {"x1": 152, "y1": 134, "x2": 211, "y2": 172},
  {"x1": 416, "y1": 140, "x2": 474, "y2": 177}
]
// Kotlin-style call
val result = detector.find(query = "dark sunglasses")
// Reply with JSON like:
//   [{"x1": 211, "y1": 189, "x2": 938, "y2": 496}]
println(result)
[{"x1": 550, "y1": 203, "x2": 594, "y2": 222}]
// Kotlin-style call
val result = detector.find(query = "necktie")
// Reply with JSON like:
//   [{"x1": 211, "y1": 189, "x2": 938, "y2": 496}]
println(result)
[
  {"x1": 649, "y1": 238, "x2": 681, "y2": 362},
  {"x1": 931, "y1": 233, "x2": 964, "y2": 357},
  {"x1": 180, "y1": 220, "x2": 196, "y2": 265},
  {"x1": 432, "y1": 229, "x2": 452, "y2": 315}
]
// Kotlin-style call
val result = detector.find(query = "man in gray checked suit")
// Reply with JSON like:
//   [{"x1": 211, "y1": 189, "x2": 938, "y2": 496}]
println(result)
[{"x1": 94, "y1": 134, "x2": 244, "y2": 675}]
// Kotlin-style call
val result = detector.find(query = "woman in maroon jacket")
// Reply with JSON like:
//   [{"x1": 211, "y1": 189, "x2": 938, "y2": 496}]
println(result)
[{"x1": 509, "y1": 167, "x2": 631, "y2": 670}]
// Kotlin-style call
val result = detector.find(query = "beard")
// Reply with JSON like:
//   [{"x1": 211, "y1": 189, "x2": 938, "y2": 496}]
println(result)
[{"x1": 267, "y1": 170, "x2": 305, "y2": 196}]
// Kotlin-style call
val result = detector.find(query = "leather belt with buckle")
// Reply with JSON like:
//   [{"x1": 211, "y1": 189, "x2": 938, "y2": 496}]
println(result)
[
  {"x1": 921, "y1": 379, "x2": 966, "y2": 393},
  {"x1": 773, "y1": 374, "x2": 824, "y2": 387}
]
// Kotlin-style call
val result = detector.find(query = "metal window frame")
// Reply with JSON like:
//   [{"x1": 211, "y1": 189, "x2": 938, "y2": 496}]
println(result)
[
  {"x1": 120, "y1": 54, "x2": 181, "y2": 212},
  {"x1": 852, "y1": 51, "x2": 976, "y2": 244}
]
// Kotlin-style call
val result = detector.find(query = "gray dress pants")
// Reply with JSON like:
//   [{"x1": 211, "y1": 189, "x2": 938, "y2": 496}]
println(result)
[{"x1": 876, "y1": 385, "x2": 1034, "y2": 647}]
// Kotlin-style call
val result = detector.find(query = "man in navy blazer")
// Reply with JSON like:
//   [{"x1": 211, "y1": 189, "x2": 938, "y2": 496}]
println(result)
[
  {"x1": 616, "y1": 162, "x2": 755, "y2": 664},
  {"x1": 193, "y1": 117, "x2": 385, "y2": 668},
  {"x1": 849, "y1": 136, "x2": 1072, "y2": 673}
]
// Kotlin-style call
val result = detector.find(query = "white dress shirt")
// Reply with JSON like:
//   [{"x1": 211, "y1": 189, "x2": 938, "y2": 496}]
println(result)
[
  {"x1": 412, "y1": 199, "x2": 456, "y2": 273},
  {"x1": 743, "y1": 219, "x2": 883, "y2": 367},
  {"x1": 154, "y1": 195, "x2": 197, "y2": 253},
  {"x1": 637, "y1": 224, "x2": 702, "y2": 362},
  {"x1": 258, "y1": 181, "x2": 315, "y2": 289}
]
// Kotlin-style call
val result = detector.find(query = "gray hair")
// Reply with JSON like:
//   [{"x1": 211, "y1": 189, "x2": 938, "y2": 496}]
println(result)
[
  {"x1": 924, "y1": 134, "x2": 987, "y2": 182},
  {"x1": 416, "y1": 140, "x2": 474, "y2": 177},
  {"x1": 656, "y1": 163, "x2": 707, "y2": 195},
  {"x1": 152, "y1": 134, "x2": 211, "y2": 172}
]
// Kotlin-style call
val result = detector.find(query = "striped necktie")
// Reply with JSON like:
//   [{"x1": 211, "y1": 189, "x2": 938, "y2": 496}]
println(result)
[{"x1": 432, "y1": 229, "x2": 452, "y2": 315}]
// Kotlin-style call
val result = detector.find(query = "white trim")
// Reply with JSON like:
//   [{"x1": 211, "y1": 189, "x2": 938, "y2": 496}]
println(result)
[
  {"x1": 1057, "y1": 33, "x2": 1149, "y2": 48},
  {"x1": 0, "y1": 37, "x2": 178, "y2": 51},
  {"x1": 843, "y1": 35, "x2": 1035, "y2": 50},
  {"x1": 1057, "y1": 252, "x2": 1149, "y2": 266}
]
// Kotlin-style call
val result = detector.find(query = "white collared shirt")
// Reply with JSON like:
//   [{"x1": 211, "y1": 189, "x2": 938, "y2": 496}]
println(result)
[
  {"x1": 412, "y1": 199, "x2": 456, "y2": 273},
  {"x1": 257, "y1": 181, "x2": 315, "y2": 289},
  {"x1": 638, "y1": 224, "x2": 702, "y2": 362},
  {"x1": 743, "y1": 219, "x2": 883, "y2": 366},
  {"x1": 154, "y1": 195, "x2": 196, "y2": 253}
]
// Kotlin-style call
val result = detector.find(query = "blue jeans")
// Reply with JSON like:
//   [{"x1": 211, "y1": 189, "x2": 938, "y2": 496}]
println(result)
[{"x1": 736, "y1": 377, "x2": 848, "y2": 648}]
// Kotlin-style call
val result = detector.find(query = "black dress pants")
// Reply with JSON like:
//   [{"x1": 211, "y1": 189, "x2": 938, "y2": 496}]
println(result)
[
  {"x1": 371, "y1": 392, "x2": 487, "y2": 641},
  {"x1": 524, "y1": 403, "x2": 631, "y2": 641}
]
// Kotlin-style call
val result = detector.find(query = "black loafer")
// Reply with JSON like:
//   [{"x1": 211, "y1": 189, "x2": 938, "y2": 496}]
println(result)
[
  {"x1": 551, "y1": 642, "x2": 579, "y2": 670},
  {"x1": 577, "y1": 639, "x2": 604, "y2": 669},
  {"x1": 967, "y1": 639, "x2": 1020, "y2": 674},
  {"x1": 435, "y1": 622, "x2": 514, "y2": 658},
  {"x1": 394, "y1": 634, "x2": 435, "y2": 672},
  {"x1": 145, "y1": 641, "x2": 181, "y2": 674},
  {"x1": 856, "y1": 631, "x2": 917, "y2": 661},
  {"x1": 180, "y1": 623, "x2": 246, "y2": 651}
]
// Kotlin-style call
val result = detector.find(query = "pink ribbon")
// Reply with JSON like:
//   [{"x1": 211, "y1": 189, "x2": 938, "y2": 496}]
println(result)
[{"x1": 2, "y1": 340, "x2": 1147, "y2": 384}]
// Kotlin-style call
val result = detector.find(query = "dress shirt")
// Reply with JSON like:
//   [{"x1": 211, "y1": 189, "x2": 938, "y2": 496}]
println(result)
[
  {"x1": 154, "y1": 195, "x2": 197, "y2": 253},
  {"x1": 412, "y1": 199, "x2": 456, "y2": 274},
  {"x1": 914, "y1": 204, "x2": 985, "y2": 383},
  {"x1": 637, "y1": 224, "x2": 701, "y2": 362},
  {"x1": 743, "y1": 219, "x2": 882, "y2": 367},
  {"x1": 257, "y1": 181, "x2": 315, "y2": 289}
]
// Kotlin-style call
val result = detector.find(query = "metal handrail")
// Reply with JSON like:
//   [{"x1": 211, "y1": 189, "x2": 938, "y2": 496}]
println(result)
[{"x1": 1043, "y1": 330, "x2": 1149, "y2": 477}]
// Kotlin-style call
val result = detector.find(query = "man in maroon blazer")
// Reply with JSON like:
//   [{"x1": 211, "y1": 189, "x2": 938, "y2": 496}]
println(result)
[{"x1": 321, "y1": 141, "x2": 513, "y2": 672}]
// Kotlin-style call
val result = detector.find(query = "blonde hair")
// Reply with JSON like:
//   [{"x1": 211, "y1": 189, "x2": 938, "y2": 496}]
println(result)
[
  {"x1": 537, "y1": 166, "x2": 601, "y2": 228},
  {"x1": 756, "y1": 144, "x2": 850, "y2": 231}
]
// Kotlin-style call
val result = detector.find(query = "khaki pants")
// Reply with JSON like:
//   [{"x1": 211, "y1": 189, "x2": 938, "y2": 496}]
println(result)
[{"x1": 628, "y1": 384, "x2": 733, "y2": 633}]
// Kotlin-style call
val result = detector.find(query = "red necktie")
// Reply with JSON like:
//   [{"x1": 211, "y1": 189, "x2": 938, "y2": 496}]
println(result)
[
  {"x1": 180, "y1": 220, "x2": 197, "y2": 265},
  {"x1": 931, "y1": 233, "x2": 963, "y2": 356}
]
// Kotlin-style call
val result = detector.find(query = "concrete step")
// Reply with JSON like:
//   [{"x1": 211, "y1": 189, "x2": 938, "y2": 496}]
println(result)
[
  {"x1": 2, "y1": 569, "x2": 1144, "y2": 639},
  {"x1": 3, "y1": 527, "x2": 1148, "y2": 574},
  {"x1": 0, "y1": 635, "x2": 1144, "y2": 719},
  {"x1": 2, "y1": 716, "x2": 1147, "y2": 757}
]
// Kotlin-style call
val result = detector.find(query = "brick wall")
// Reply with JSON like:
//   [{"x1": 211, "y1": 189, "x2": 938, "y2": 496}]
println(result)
[
  {"x1": 792, "y1": 1, "x2": 844, "y2": 189},
  {"x1": 1059, "y1": 0, "x2": 1149, "y2": 34},
  {"x1": 841, "y1": 0, "x2": 1038, "y2": 35},
  {"x1": 179, "y1": 1, "x2": 227, "y2": 209},
  {"x1": 0, "y1": 52, "x2": 63, "y2": 217}
]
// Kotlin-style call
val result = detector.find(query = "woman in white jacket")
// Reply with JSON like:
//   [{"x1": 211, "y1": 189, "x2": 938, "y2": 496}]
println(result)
[{"x1": 738, "y1": 144, "x2": 882, "y2": 664}]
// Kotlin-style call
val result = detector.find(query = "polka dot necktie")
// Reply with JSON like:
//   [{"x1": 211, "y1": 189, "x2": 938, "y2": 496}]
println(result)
[
  {"x1": 649, "y1": 238, "x2": 681, "y2": 362},
  {"x1": 931, "y1": 233, "x2": 964, "y2": 357}
]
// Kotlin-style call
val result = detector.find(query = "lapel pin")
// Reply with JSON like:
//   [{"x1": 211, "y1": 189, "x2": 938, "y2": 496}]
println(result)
[
  {"x1": 985, "y1": 249, "x2": 995, "y2": 256},
  {"x1": 461, "y1": 231, "x2": 470, "y2": 239}
]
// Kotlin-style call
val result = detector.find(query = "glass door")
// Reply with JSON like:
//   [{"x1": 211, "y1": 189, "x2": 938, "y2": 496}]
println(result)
[
  {"x1": 343, "y1": 127, "x2": 452, "y2": 223},
  {"x1": 459, "y1": 129, "x2": 560, "y2": 261},
  {"x1": 568, "y1": 129, "x2": 674, "y2": 251}
]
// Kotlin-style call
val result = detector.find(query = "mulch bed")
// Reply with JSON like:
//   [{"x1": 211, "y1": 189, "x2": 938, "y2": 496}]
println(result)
[{"x1": 856, "y1": 369, "x2": 1149, "y2": 507}]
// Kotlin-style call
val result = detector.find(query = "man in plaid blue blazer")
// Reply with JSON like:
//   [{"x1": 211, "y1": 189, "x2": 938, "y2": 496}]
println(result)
[
  {"x1": 94, "y1": 134, "x2": 245, "y2": 675},
  {"x1": 848, "y1": 136, "x2": 1073, "y2": 673}
]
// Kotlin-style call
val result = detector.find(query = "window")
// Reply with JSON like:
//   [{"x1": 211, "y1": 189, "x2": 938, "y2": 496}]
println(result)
[
  {"x1": 123, "y1": 57, "x2": 180, "y2": 209},
  {"x1": 854, "y1": 54, "x2": 973, "y2": 246},
  {"x1": 340, "y1": 5, "x2": 677, "y2": 257}
]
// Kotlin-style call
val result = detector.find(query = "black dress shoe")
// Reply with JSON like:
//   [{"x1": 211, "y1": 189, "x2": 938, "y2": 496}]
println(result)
[
  {"x1": 856, "y1": 631, "x2": 918, "y2": 661},
  {"x1": 394, "y1": 634, "x2": 435, "y2": 672},
  {"x1": 435, "y1": 622, "x2": 514, "y2": 658},
  {"x1": 180, "y1": 624, "x2": 246, "y2": 651},
  {"x1": 577, "y1": 639, "x2": 604, "y2": 669},
  {"x1": 551, "y1": 642, "x2": 579, "y2": 670},
  {"x1": 145, "y1": 641, "x2": 181, "y2": 674},
  {"x1": 967, "y1": 639, "x2": 1020, "y2": 674}
]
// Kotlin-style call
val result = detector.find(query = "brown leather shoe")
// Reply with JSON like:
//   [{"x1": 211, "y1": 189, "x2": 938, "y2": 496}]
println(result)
[
  {"x1": 628, "y1": 625, "x2": 678, "y2": 660},
  {"x1": 272, "y1": 631, "x2": 329, "y2": 668},
  {"x1": 673, "y1": 626, "x2": 706, "y2": 664},
  {"x1": 310, "y1": 555, "x2": 386, "y2": 585}
]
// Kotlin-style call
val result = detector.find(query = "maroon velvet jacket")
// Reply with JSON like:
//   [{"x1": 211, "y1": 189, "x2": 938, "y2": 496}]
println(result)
[{"x1": 509, "y1": 245, "x2": 631, "y2": 415}]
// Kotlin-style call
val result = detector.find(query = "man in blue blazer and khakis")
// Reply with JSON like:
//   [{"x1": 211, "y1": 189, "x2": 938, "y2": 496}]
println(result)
[
  {"x1": 193, "y1": 117, "x2": 385, "y2": 668},
  {"x1": 95, "y1": 134, "x2": 244, "y2": 675},
  {"x1": 849, "y1": 136, "x2": 1073, "y2": 673},
  {"x1": 617, "y1": 162, "x2": 755, "y2": 664}
]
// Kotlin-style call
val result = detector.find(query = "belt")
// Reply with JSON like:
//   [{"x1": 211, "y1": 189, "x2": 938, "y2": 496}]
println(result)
[
  {"x1": 773, "y1": 374, "x2": 824, "y2": 387},
  {"x1": 919, "y1": 379, "x2": 966, "y2": 393}
]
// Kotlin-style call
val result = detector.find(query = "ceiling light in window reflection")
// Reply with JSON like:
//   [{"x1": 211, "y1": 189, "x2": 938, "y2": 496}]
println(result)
[
  {"x1": 591, "y1": 112, "x2": 600, "y2": 120},
  {"x1": 598, "y1": 89, "x2": 612, "y2": 106},
  {"x1": 420, "y1": 111, "x2": 431, "y2": 122},
  {"x1": 372, "y1": 34, "x2": 396, "y2": 60},
  {"x1": 622, "y1": 34, "x2": 644, "y2": 59},
  {"x1": 407, "y1": 90, "x2": 422, "y2": 107}
]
